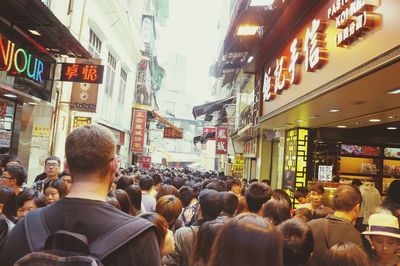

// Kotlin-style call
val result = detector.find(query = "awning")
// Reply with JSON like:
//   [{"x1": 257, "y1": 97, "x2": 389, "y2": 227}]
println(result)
[
  {"x1": 192, "y1": 96, "x2": 235, "y2": 119},
  {"x1": 193, "y1": 131, "x2": 216, "y2": 145},
  {"x1": 0, "y1": 0, "x2": 91, "y2": 58},
  {"x1": 152, "y1": 111, "x2": 182, "y2": 132}
]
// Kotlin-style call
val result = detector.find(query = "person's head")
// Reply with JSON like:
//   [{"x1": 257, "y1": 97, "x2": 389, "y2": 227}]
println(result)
[
  {"x1": 198, "y1": 189, "x2": 224, "y2": 221},
  {"x1": 16, "y1": 188, "x2": 47, "y2": 219},
  {"x1": 45, "y1": 156, "x2": 61, "y2": 179},
  {"x1": 209, "y1": 213, "x2": 283, "y2": 266},
  {"x1": 65, "y1": 125, "x2": 117, "y2": 189},
  {"x1": 322, "y1": 242, "x2": 370, "y2": 266},
  {"x1": 293, "y1": 208, "x2": 313, "y2": 223},
  {"x1": 140, "y1": 212, "x2": 174, "y2": 257},
  {"x1": 156, "y1": 195, "x2": 183, "y2": 229},
  {"x1": 0, "y1": 164, "x2": 27, "y2": 190},
  {"x1": 106, "y1": 196, "x2": 121, "y2": 210},
  {"x1": 60, "y1": 171, "x2": 72, "y2": 192},
  {"x1": 1, "y1": 155, "x2": 21, "y2": 172},
  {"x1": 108, "y1": 189, "x2": 132, "y2": 215},
  {"x1": 278, "y1": 219, "x2": 314, "y2": 266},
  {"x1": 226, "y1": 179, "x2": 242, "y2": 196},
  {"x1": 205, "y1": 180, "x2": 227, "y2": 192},
  {"x1": 192, "y1": 220, "x2": 224, "y2": 265},
  {"x1": 245, "y1": 182, "x2": 272, "y2": 213},
  {"x1": 272, "y1": 189, "x2": 292, "y2": 209},
  {"x1": 333, "y1": 184, "x2": 362, "y2": 221},
  {"x1": 386, "y1": 180, "x2": 400, "y2": 205},
  {"x1": 220, "y1": 191, "x2": 239, "y2": 217},
  {"x1": 43, "y1": 179, "x2": 68, "y2": 204},
  {"x1": 308, "y1": 183, "x2": 325, "y2": 210},
  {"x1": 152, "y1": 174, "x2": 163, "y2": 191},
  {"x1": 313, "y1": 206, "x2": 334, "y2": 219},
  {"x1": 362, "y1": 213, "x2": 400, "y2": 262},
  {"x1": 124, "y1": 185, "x2": 142, "y2": 215},
  {"x1": 139, "y1": 175, "x2": 154, "y2": 191},
  {"x1": 294, "y1": 187, "x2": 309, "y2": 204},
  {"x1": 156, "y1": 184, "x2": 180, "y2": 201},
  {"x1": 178, "y1": 186, "x2": 194, "y2": 208},
  {"x1": 0, "y1": 185, "x2": 16, "y2": 220},
  {"x1": 351, "y1": 179, "x2": 363, "y2": 188},
  {"x1": 261, "y1": 198, "x2": 291, "y2": 225},
  {"x1": 116, "y1": 175, "x2": 134, "y2": 190}
]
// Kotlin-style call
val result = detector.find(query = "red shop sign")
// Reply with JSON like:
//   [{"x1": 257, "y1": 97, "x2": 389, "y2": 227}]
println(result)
[
  {"x1": 215, "y1": 127, "x2": 228, "y2": 155},
  {"x1": 130, "y1": 110, "x2": 147, "y2": 153}
]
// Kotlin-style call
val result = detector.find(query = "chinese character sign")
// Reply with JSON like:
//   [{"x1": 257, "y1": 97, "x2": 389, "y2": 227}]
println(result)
[
  {"x1": 203, "y1": 127, "x2": 216, "y2": 140},
  {"x1": 130, "y1": 110, "x2": 147, "y2": 153},
  {"x1": 60, "y1": 63, "x2": 104, "y2": 84},
  {"x1": 163, "y1": 127, "x2": 183, "y2": 139},
  {"x1": 138, "y1": 156, "x2": 151, "y2": 169},
  {"x1": 215, "y1": 127, "x2": 228, "y2": 155},
  {"x1": 73, "y1": 116, "x2": 92, "y2": 129}
]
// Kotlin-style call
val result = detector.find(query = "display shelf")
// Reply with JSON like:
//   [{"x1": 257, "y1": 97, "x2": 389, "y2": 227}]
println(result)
[{"x1": 339, "y1": 172, "x2": 378, "y2": 177}]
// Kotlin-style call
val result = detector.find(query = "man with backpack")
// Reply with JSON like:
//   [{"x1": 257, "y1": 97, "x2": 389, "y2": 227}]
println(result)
[{"x1": 0, "y1": 124, "x2": 161, "y2": 266}]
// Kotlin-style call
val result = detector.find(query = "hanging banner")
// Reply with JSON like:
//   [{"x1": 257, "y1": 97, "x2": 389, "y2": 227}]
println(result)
[
  {"x1": 139, "y1": 155, "x2": 151, "y2": 169},
  {"x1": 215, "y1": 127, "x2": 228, "y2": 155},
  {"x1": 163, "y1": 127, "x2": 183, "y2": 139},
  {"x1": 70, "y1": 58, "x2": 101, "y2": 113},
  {"x1": 203, "y1": 127, "x2": 216, "y2": 140},
  {"x1": 130, "y1": 110, "x2": 147, "y2": 153},
  {"x1": 233, "y1": 155, "x2": 244, "y2": 176}
]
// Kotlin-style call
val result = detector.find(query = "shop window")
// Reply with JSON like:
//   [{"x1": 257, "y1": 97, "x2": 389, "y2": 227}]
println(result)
[
  {"x1": 0, "y1": 99, "x2": 15, "y2": 155},
  {"x1": 118, "y1": 69, "x2": 127, "y2": 104},
  {"x1": 104, "y1": 52, "x2": 117, "y2": 97},
  {"x1": 88, "y1": 29, "x2": 102, "y2": 58}
]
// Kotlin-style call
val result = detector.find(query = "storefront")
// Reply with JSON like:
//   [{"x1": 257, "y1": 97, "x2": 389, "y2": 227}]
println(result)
[
  {"x1": 0, "y1": 0, "x2": 91, "y2": 182},
  {"x1": 256, "y1": 0, "x2": 400, "y2": 198}
]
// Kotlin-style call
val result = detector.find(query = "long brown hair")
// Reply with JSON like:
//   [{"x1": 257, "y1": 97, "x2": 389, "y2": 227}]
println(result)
[
  {"x1": 208, "y1": 213, "x2": 283, "y2": 266},
  {"x1": 322, "y1": 242, "x2": 370, "y2": 266}
]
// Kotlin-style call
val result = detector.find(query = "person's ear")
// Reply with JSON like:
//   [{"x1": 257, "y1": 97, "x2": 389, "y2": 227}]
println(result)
[
  {"x1": 64, "y1": 160, "x2": 70, "y2": 174},
  {"x1": 0, "y1": 203, "x2": 3, "y2": 213}
]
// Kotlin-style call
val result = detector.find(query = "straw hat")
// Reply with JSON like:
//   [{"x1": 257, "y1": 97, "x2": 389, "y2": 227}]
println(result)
[{"x1": 362, "y1": 213, "x2": 400, "y2": 239}]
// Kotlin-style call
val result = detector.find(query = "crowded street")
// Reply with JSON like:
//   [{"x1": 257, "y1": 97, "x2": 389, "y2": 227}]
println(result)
[{"x1": 0, "y1": 0, "x2": 400, "y2": 265}]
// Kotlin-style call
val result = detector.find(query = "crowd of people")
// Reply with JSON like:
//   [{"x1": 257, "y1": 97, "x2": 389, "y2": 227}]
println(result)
[{"x1": 0, "y1": 124, "x2": 399, "y2": 265}]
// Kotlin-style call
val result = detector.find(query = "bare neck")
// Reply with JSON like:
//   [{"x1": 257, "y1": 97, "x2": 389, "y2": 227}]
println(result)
[{"x1": 65, "y1": 179, "x2": 109, "y2": 202}]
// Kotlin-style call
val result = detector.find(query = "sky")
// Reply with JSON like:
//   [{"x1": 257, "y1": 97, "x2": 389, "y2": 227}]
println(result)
[{"x1": 157, "y1": 0, "x2": 223, "y2": 103}]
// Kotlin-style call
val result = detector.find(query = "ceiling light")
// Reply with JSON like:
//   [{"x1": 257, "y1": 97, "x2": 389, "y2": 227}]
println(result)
[
  {"x1": 387, "y1": 127, "x2": 397, "y2": 130},
  {"x1": 28, "y1": 29, "x2": 41, "y2": 36},
  {"x1": 337, "y1": 125, "x2": 347, "y2": 128},
  {"x1": 386, "y1": 87, "x2": 400, "y2": 95},
  {"x1": 369, "y1": 119, "x2": 381, "y2": 122},
  {"x1": 296, "y1": 119, "x2": 304, "y2": 123},
  {"x1": 4, "y1": 94, "x2": 17, "y2": 98},
  {"x1": 250, "y1": 0, "x2": 275, "y2": 6},
  {"x1": 237, "y1": 25, "x2": 260, "y2": 36},
  {"x1": 247, "y1": 56, "x2": 254, "y2": 63},
  {"x1": 328, "y1": 108, "x2": 340, "y2": 113},
  {"x1": 284, "y1": 123, "x2": 294, "y2": 127}
]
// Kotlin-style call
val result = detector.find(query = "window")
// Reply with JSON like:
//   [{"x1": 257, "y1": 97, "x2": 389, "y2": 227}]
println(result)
[
  {"x1": 105, "y1": 52, "x2": 117, "y2": 97},
  {"x1": 88, "y1": 29, "x2": 102, "y2": 58},
  {"x1": 118, "y1": 69, "x2": 127, "y2": 104}
]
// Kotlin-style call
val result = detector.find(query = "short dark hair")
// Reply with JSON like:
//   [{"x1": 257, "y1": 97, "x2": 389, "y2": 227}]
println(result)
[
  {"x1": 45, "y1": 156, "x2": 61, "y2": 166},
  {"x1": 293, "y1": 208, "x2": 312, "y2": 222},
  {"x1": 139, "y1": 175, "x2": 154, "y2": 191},
  {"x1": 16, "y1": 188, "x2": 47, "y2": 208},
  {"x1": 245, "y1": 182, "x2": 272, "y2": 213},
  {"x1": 294, "y1": 187, "x2": 309, "y2": 200},
  {"x1": 309, "y1": 183, "x2": 325, "y2": 194},
  {"x1": 278, "y1": 219, "x2": 314, "y2": 266},
  {"x1": 0, "y1": 185, "x2": 16, "y2": 220},
  {"x1": 272, "y1": 189, "x2": 292, "y2": 209},
  {"x1": 333, "y1": 185, "x2": 362, "y2": 212},
  {"x1": 43, "y1": 179, "x2": 69, "y2": 198},
  {"x1": 4, "y1": 164, "x2": 27, "y2": 186},
  {"x1": 220, "y1": 192, "x2": 239, "y2": 216},
  {"x1": 179, "y1": 186, "x2": 194, "y2": 208},
  {"x1": 226, "y1": 179, "x2": 241, "y2": 191},
  {"x1": 152, "y1": 174, "x2": 163, "y2": 185},
  {"x1": 1, "y1": 155, "x2": 21, "y2": 168},
  {"x1": 205, "y1": 180, "x2": 227, "y2": 192},
  {"x1": 322, "y1": 242, "x2": 369, "y2": 266},
  {"x1": 116, "y1": 175, "x2": 134, "y2": 190},
  {"x1": 261, "y1": 198, "x2": 291, "y2": 225}
]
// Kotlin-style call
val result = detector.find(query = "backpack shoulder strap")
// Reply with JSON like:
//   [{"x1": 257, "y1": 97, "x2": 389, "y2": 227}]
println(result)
[
  {"x1": 89, "y1": 217, "x2": 154, "y2": 260},
  {"x1": 24, "y1": 208, "x2": 51, "y2": 252}
]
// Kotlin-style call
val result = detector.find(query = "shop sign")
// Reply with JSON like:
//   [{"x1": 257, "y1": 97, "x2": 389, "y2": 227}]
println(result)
[
  {"x1": 70, "y1": 58, "x2": 101, "y2": 112},
  {"x1": 264, "y1": 19, "x2": 328, "y2": 102},
  {"x1": 384, "y1": 147, "x2": 400, "y2": 159},
  {"x1": 233, "y1": 155, "x2": 244, "y2": 176},
  {"x1": 318, "y1": 165, "x2": 333, "y2": 181},
  {"x1": 32, "y1": 125, "x2": 50, "y2": 137},
  {"x1": 327, "y1": 0, "x2": 381, "y2": 47},
  {"x1": 73, "y1": 116, "x2": 91, "y2": 129},
  {"x1": 60, "y1": 63, "x2": 104, "y2": 84},
  {"x1": 215, "y1": 127, "x2": 228, "y2": 155},
  {"x1": 0, "y1": 33, "x2": 47, "y2": 83},
  {"x1": 163, "y1": 127, "x2": 183, "y2": 139},
  {"x1": 203, "y1": 127, "x2": 216, "y2": 140},
  {"x1": 130, "y1": 110, "x2": 147, "y2": 153},
  {"x1": 340, "y1": 144, "x2": 380, "y2": 156},
  {"x1": 138, "y1": 155, "x2": 151, "y2": 169}
]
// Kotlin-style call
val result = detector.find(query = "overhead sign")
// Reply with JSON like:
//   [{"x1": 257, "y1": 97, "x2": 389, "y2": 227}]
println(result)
[
  {"x1": 60, "y1": 62, "x2": 104, "y2": 84},
  {"x1": 70, "y1": 58, "x2": 101, "y2": 112},
  {"x1": 233, "y1": 155, "x2": 244, "y2": 177},
  {"x1": 215, "y1": 127, "x2": 228, "y2": 155},
  {"x1": 163, "y1": 127, "x2": 183, "y2": 139},
  {"x1": 203, "y1": 127, "x2": 216, "y2": 140},
  {"x1": 130, "y1": 110, "x2": 147, "y2": 153}
]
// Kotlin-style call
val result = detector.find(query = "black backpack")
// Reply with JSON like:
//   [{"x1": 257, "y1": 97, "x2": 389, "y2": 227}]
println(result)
[{"x1": 15, "y1": 208, "x2": 153, "y2": 266}]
